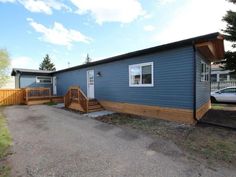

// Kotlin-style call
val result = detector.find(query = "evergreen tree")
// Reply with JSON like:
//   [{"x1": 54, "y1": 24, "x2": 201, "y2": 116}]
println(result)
[
  {"x1": 0, "y1": 49, "x2": 10, "y2": 88},
  {"x1": 84, "y1": 54, "x2": 92, "y2": 64},
  {"x1": 221, "y1": 0, "x2": 236, "y2": 73},
  {"x1": 39, "y1": 54, "x2": 56, "y2": 71}
]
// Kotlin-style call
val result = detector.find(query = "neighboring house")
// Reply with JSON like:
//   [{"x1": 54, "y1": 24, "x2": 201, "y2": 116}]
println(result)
[
  {"x1": 11, "y1": 32, "x2": 224, "y2": 124},
  {"x1": 11, "y1": 68, "x2": 54, "y2": 92},
  {"x1": 211, "y1": 64, "x2": 236, "y2": 82},
  {"x1": 211, "y1": 64, "x2": 236, "y2": 91}
]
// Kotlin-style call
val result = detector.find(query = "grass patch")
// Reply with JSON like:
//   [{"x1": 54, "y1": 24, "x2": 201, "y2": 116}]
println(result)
[
  {"x1": 45, "y1": 102, "x2": 58, "y2": 106},
  {"x1": 0, "y1": 107, "x2": 12, "y2": 177},
  {"x1": 184, "y1": 127, "x2": 236, "y2": 165},
  {"x1": 211, "y1": 104, "x2": 224, "y2": 110},
  {"x1": 0, "y1": 165, "x2": 10, "y2": 177},
  {"x1": 96, "y1": 113, "x2": 236, "y2": 167}
]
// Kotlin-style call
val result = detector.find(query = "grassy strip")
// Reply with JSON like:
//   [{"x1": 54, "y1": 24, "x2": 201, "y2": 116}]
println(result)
[
  {"x1": 211, "y1": 104, "x2": 225, "y2": 110},
  {"x1": 45, "y1": 102, "x2": 58, "y2": 106},
  {"x1": 0, "y1": 107, "x2": 12, "y2": 177}
]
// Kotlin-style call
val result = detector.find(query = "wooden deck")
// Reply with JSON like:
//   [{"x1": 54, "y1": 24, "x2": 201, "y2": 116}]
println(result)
[
  {"x1": 25, "y1": 87, "x2": 64, "y2": 105},
  {"x1": 0, "y1": 88, "x2": 63, "y2": 106}
]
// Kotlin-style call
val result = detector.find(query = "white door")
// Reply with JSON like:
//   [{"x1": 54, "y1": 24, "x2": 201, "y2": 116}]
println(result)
[
  {"x1": 53, "y1": 76, "x2": 57, "y2": 95},
  {"x1": 87, "y1": 70, "x2": 94, "y2": 99}
]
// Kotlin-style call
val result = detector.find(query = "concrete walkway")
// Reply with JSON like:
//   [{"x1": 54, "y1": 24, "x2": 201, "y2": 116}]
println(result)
[{"x1": 4, "y1": 105, "x2": 236, "y2": 177}]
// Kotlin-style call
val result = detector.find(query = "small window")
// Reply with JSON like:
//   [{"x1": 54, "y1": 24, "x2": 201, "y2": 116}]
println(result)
[
  {"x1": 230, "y1": 74, "x2": 236, "y2": 81},
  {"x1": 129, "y1": 62, "x2": 153, "y2": 87},
  {"x1": 36, "y1": 76, "x2": 52, "y2": 84},
  {"x1": 219, "y1": 74, "x2": 228, "y2": 82},
  {"x1": 201, "y1": 61, "x2": 210, "y2": 82},
  {"x1": 211, "y1": 74, "x2": 217, "y2": 82},
  {"x1": 221, "y1": 88, "x2": 236, "y2": 93}
]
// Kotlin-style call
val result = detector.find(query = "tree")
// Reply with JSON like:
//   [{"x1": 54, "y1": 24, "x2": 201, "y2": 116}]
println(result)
[
  {"x1": 39, "y1": 54, "x2": 56, "y2": 71},
  {"x1": 0, "y1": 49, "x2": 10, "y2": 88},
  {"x1": 221, "y1": 0, "x2": 236, "y2": 73},
  {"x1": 84, "y1": 54, "x2": 92, "y2": 64}
]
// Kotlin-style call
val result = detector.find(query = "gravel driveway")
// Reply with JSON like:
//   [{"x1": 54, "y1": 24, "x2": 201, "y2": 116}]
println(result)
[{"x1": 4, "y1": 105, "x2": 236, "y2": 177}]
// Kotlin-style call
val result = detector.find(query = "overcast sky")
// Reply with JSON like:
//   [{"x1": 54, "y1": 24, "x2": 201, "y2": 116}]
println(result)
[{"x1": 0, "y1": 0, "x2": 235, "y2": 70}]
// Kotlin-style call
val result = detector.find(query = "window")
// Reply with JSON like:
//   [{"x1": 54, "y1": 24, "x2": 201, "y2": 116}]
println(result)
[
  {"x1": 211, "y1": 74, "x2": 217, "y2": 82},
  {"x1": 221, "y1": 88, "x2": 236, "y2": 93},
  {"x1": 219, "y1": 74, "x2": 228, "y2": 82},
  {"x1": 201, "y1": 61, "x2": 210, "y2": 82},
  {"x1": 36, "y1": 76, "x2": 52, "y2": 84},
  {"x1": 230, "y1": 74, "x2": 236, "y2": 81},
  {"x1": 129, "y1": 62, "x2": 153, "y2": 87}
]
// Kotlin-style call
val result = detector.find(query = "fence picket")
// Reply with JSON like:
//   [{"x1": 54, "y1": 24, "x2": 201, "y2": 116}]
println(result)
[
  {"x1": 0, "y1": 89, "x2": 24, "y2": 106},
  {"x1": 211, "y1": 81, "x2": 236, "y2": 91}
]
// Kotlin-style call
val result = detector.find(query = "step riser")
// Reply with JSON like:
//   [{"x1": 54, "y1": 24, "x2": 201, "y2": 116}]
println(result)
[{"x1": 68, "y1": 99, "x2": 104, "y2": 112}]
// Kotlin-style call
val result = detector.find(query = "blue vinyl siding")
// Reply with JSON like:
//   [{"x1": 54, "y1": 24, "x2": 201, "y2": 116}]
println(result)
[
  {"x1": 20, "y1": 75, "x2": 52, "y2": 90},
  {"x1": 195, "y1": 51, "x2": 211, "y2": 108},
  {"x1": 54, "y1": 46, "x2": 194, "y2": 109}
]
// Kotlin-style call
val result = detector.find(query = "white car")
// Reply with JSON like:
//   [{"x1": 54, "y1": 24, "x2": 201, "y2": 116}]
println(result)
[{"x1": 211, "y1": 86, "x2": 236, "y2": 103}]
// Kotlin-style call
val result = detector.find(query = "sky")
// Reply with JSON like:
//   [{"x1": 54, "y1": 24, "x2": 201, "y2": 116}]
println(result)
[{"x1": 0, "y1": 0, "x2": 235, "y2": 70}]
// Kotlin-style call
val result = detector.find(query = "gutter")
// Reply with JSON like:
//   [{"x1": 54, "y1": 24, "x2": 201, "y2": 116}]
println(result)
[{"x1": 192, "y1": 43, "x2": 198, "y2": 122}]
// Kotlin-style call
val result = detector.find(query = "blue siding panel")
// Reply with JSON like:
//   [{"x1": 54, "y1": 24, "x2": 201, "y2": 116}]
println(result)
[
  {"x1": 195, "y1": 51, "x2": 211, "y2": 108},
  {"x1": 54, "y1": 46, "x2": 194, "y2": 109}
]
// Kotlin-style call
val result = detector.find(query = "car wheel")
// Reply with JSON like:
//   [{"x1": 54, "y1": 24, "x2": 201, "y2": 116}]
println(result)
[{"x1": 211, "y1": 96, "x2": 217, "y2": 103}]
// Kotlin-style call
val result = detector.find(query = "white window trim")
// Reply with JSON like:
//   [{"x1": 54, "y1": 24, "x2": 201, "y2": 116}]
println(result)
[
  {"x1": 200, "y1": 60, "x2": 210, "y2": 82},
  {"x1": 129, "y1": 62, "x2": 154, "y2": 87},
  {"x1": 36, "y1": 76, "x2": 52, "y2": 84}
]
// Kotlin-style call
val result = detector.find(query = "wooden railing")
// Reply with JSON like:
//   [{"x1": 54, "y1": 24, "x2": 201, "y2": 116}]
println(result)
[
  {"x1": 25, "y1": 87, "x2": 51, "y2": 102},
  {"x1": 64, "y1": 86, "x2": 89, "y2": 112}
]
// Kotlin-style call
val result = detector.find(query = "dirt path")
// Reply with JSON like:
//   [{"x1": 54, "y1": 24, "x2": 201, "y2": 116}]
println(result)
[{"x1": 4, "y1": 105, "x2": 236, "y2": 177}]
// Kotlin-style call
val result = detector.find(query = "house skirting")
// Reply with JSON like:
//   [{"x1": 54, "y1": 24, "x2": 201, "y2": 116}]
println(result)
[
  {"x1": 196, "y1": 100, "x2": 211, "y2": 120},
  {"x1": 99, "y1": 100, "x2": 211, "y2": 124},
  {"x1": 99, "y1": 100, "x2": 195, "y2": 124}
]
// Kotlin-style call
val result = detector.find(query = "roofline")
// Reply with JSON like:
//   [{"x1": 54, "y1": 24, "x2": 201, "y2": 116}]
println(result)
[
  {"x1": 53, "y1": 32, "x2": 222, "y2": 74},
  {"x1": 11, "y1": 32, "x2": 223, "y2": 76},
  {"x1": 11, "y1": 68, "x2": 53, "y2": 76}
]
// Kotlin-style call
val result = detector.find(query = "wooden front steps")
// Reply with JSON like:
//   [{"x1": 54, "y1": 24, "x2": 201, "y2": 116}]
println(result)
[
  {"x1": 68, "y1": 102, "x2": 84, "y2": 111},
  {"x1": 88, "y1": 99, "x2": 104, "y2": 112},
  {"x1": 64, "y1": 87, "x2": 104, "y2": 113},
  {"x1": 68, "y1": 99, "x2": 104, "y2": 113}
]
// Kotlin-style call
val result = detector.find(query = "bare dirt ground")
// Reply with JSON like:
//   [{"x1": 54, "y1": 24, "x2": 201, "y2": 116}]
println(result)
[
  {"x1": 96, "y1": 113, "x2": 236, "y2": 170},
  {"x1": 200, "y1": 103, "x2": 236, "y2": 129},
  {"x1": 3, "y1": 105, "x2": 236, "y2": 177}
]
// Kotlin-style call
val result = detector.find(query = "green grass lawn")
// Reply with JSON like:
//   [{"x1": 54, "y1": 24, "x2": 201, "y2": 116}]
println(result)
[
  {"x1": 45, "y1": 102, "x2": 58, "y2": 106},
  {"x1": 211, "y1": 104, "x2": 225, "y2": 110},
  {"x1": 0, "y1": 107, "x2": 12, "y2": 177}
]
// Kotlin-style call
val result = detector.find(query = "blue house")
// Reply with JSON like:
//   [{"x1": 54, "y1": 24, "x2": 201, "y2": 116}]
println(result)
[{"x1": 11, "y1": 32, "x2": 225, "y2": 124}]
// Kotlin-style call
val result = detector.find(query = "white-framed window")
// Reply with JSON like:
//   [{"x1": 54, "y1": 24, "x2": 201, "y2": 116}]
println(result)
[
  {"x1": 36, "y1": 76, "x2": 52, "y2": 84},
  {"x1": 129, "y1": 62, "x2": 154, "y2": 87},
  {"x1": 200, "y1": 60, "x2": 210, "y2": 82}
]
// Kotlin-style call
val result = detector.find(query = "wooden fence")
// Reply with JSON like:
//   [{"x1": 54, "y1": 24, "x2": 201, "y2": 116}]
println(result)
[
  {"x1": 211, "y1": 81, "x2": 236, "y2": 91},
  {"x1": 0, "y1": 88, "x2": 64, "y2": 106},
  {"x1": 0, "y1": 89, "x2": 25, "y2": 106}
]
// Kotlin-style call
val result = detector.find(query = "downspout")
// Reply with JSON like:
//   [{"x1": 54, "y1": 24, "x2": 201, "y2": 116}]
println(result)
[
  {"x1": 192, "y1": 42, "x2": 198, "y2": 122},
  {"x1": 18, "y1": 71, "x2": 21, "y2": 88}
]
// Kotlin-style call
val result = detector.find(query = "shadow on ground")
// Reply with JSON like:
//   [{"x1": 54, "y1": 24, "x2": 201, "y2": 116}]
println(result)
[{"x1": 200, "y1": 104, "x2": 236, "y2": 129}]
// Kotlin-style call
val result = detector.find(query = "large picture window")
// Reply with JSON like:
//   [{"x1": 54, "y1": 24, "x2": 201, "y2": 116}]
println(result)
[
  {"x1": 36, "y1": 76, "x2": 52, "y2": 84},
  {"x1": 129, "y1": 62, "x2": 153, "y2": 87},
  {"x1": 201, "y1": 61, "x2": 210, "y2": 82}
]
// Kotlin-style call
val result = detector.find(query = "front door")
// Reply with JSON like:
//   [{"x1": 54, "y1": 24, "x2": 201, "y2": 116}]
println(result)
[
  {"x1": 53, "y1": 76, "x2": 57, "y2": 95},
  {"x1": 87, "y1": 70, "x2": 94, "y2": 99}
]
